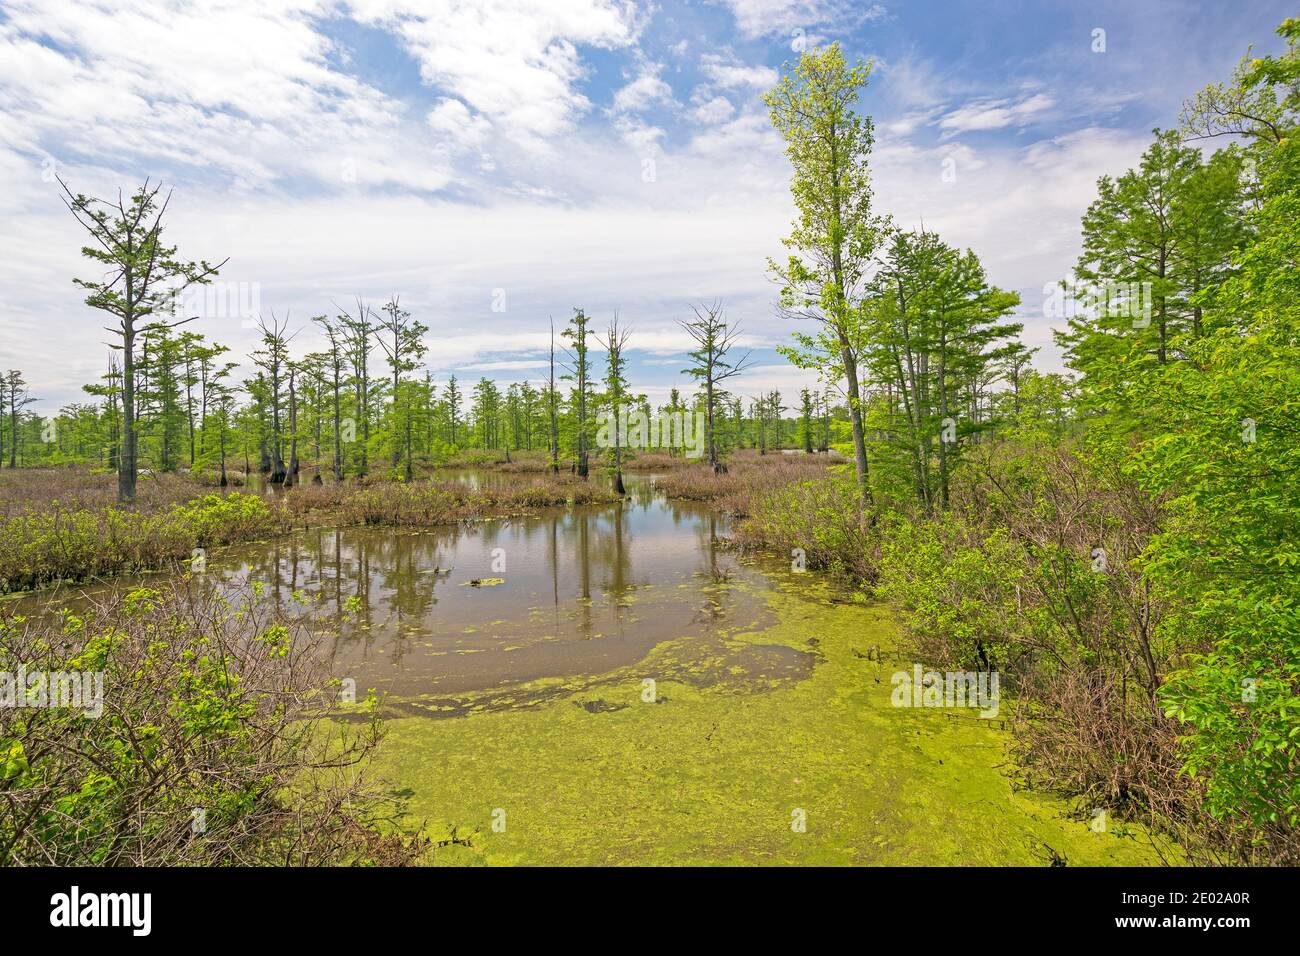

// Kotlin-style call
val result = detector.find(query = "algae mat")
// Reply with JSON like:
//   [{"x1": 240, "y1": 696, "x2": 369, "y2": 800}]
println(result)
[{"x1": 372, "y1": 570, "x2": 1174, "y2": 865}]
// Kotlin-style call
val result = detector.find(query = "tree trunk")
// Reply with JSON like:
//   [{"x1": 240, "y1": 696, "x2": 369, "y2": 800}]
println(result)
[
  {"x1": 120, "y1": 330, "x2": 138, "y2": 502},
  {"x1": 839, "y1": 338, "x2": 872, "y2": 512}
]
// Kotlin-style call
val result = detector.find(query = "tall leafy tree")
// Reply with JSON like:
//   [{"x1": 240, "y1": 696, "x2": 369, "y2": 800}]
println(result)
[
  {"x1": 374, "y1": 296, "x2": 428, "y2": 480},
  {"x1": 1057, "y1": 131, "x2": 1245, "y2": 427},
  {"x1": 471, "y1": 378, "x2": 502, "y2": 449},
  {"x1": 863, "y1": 228, "x2": 1021, "y2": 510},
  {"x1": 3, "y1": 371, "x2": 34, "y2": 468},
  {"x1": 561, "y1": 308, "x2": 594, "y2": 478},
  {"x1": 339, "y1": 300, "x2": 376, "y2": 476},
  {"x1": 766, "y1": 42, "x2": 884, "y2": 511},
  {"x1": 444, "y1": 374, "x2": 462, "y2": 450},
  {"x1": 313, "y1": 315, "x2": 346, "y2": 481},
  {"x1": 799, "y1": 388, "x2": 815, "y2": 453},
  {"x1": 252, "y1": 313, "x2": 295, "y2": 484},
  {"x1": 1140, "y1": 18, "x2": 1300, "y2": 853},
  {"x1": 60, "y1": 179, "x2": 225, "y2": 501}
]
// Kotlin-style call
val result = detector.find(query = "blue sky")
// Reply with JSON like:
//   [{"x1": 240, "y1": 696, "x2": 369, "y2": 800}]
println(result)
[{"x1": 0, "y1": 0, "x2": 1294, "y2": 414}]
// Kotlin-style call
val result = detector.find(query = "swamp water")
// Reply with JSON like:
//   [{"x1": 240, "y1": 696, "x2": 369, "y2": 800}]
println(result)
[{"x1": 17, "y1": 472, "x2": 1173, "y2": 865}]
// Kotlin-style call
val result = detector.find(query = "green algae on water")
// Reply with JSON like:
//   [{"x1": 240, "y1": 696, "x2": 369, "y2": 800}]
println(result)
[{"x1": 370, "y1": 570, "x2": 1178, "y2": 866}]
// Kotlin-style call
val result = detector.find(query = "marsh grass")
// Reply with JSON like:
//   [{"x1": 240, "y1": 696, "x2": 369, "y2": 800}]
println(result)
[
  {"x1": 283, "y1": 475, "x2": 620, "y2": 526},
  {"x1": 653, "y1": 451, "x2": 837, "y2": 513},
  {"x1": 0, "y1": 467, "x2": 210, "y2": 517}
]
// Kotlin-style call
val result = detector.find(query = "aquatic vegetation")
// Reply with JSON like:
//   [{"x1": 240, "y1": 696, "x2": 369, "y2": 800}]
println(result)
[{"x1": 370, "y1": 573, "x2": 1176, "y2": 866}]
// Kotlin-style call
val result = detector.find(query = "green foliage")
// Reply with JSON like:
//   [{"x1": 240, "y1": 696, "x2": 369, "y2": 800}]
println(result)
[
  {"x1": 1026, "y1": 16, "x2": 1300, "y2": 858},
  {"x1": 1056, "y1": 130, "x2": 1248, "y2": 431},
  {"x1": 0, "y1": 493, "x2": 275, "y2": 592},
  {"x1": 0, "y1": 584, "x2": 420, "y2": 865},
  {"x1": 765, "y1": 42, "x2": 884, "y2": 503},
  {"x1": 878, "y1": 514, "x2": 1027, "y2": 671},
  {"x1": 859, "y1": 228, "x2": 1022, "y2": 510},
  {"x1": 736, "y1": 476, "x2": 878, "y2": 583},
  {"x1": 1129, "y1": 141, "x2": 1300, "y2": 844},
  {"x1": 764, "y1": 43, "x2": 880, "y2": 321}
]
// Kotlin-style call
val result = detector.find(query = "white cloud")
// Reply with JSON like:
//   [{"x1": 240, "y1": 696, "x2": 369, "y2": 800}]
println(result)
[
  {"x1": 724, "y1": 363, "x2": 826, "y2": 401},
  {"x1": 0, "y1": 0, "x2": 1182, "y2": 416},
  {"x1": 0, "y1": 0, "x2": 454, "y2": 195},
  {"x1": 0, "y1": 0, "x2": 650, "y2": 205},
  {"x1": 873, "y1": 55, "x2": 954, "y2": 110},
  {"x1": 428, "y1": 98, "x2": 494, "y2": 151},
  {"x1": 938, "y1": 93, "x2": 1055, "y2": 135},
  {"x1": 711, "y1": 0, "x2": 886, "y2": 40},
  {"x1": 614, "y1": 115, "x2": 667, "y2": 153},
  {"x1": 613, "y1": 64, "x2": 675, "y2": 113},
  {"x1": 881, "y1": 108, "x2": 942, "y2": 138},
  {"x1": 690, "y1": 95, "x2": 736, "y2": 125},
  {"x1": 699, "y1": 52, "x2": 779, "y2": 90},
  {"x1": 871, "y1": 126, "x2": 1151, "y2": 359},
  {"x1": 4, "y1": 183, "x2": 797, "y2": 409},
  {"x1": 348, "y1": 0, "x2": 643, "y2": 150},
  {"x1": 455, "y1": 359, "x2": 552, "y2": 372},
  {"x1": 7, "y1": 112, "x2": 1157, "y2": 411},
  {"x1": 687, "y1": 110, "x2": 783, "y2": 167}
]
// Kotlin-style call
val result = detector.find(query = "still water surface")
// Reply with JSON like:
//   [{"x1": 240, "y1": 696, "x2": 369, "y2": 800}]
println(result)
[{"x1": 20, "y1": 472, "x2": 813, "y2": 709}]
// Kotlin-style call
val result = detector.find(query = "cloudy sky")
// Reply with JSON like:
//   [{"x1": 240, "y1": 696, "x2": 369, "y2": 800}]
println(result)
[{"x1": 0, "y1": 0, "x2": 1292, "y2": 414}]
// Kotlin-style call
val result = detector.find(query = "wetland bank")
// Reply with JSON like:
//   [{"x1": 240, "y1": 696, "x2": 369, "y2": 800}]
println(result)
[{"x1": 7, "y1": 469, "x2": 1171, "y2": 865}]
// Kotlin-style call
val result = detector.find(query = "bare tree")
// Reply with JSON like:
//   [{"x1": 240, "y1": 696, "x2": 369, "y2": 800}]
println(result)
[
  {"x1": 596, "y1": 315, "x2": 632, "y2": 495},
  {"x1": 548, "y1": 317, "x2": 560, "y2": 474},
  {"x1": 679, "y1": 302, "x2": 753, "y2": 473}
]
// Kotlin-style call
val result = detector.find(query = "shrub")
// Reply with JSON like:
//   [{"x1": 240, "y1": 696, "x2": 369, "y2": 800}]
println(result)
[
  {"x1": 877, "y1": 514, "x2": 1028, "y2": 670},
  {"x1": 877, "y1": 444, "x2": 1238, "y2": 859},
  {"x1": 0, "y1": 581, "x2": 425, "y2": 865},
  {"x1": 732, "y1": 476, "x2": 879, "y2": 584},
  {"x1": 0, "y1": 494, "x2": 277, "y2": 593}
]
